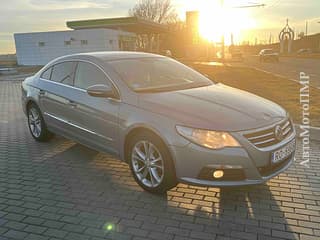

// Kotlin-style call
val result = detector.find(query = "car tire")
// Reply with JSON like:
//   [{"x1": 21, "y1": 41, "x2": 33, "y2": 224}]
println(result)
[
  {"x1": 127, "y1": 131, "x2": 177, "y2": 194},
  {"x1": 27, "y1": 103, "x2": 53, "y2": 142}
]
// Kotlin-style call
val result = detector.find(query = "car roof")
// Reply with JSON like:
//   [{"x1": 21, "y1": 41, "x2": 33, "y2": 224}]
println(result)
[{"x1": 55, "y1": 51, "x2": 165, "y2": 63}]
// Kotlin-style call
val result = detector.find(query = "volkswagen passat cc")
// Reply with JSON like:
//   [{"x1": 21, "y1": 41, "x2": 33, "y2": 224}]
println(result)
[{"x1": 22, "y1": 52, "x2": 296, "y2": 193}]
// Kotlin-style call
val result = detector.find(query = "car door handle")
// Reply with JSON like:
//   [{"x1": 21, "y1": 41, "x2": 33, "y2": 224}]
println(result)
[
  {"x1": 39, "y1": 89, "x2": 45, "y2": 96},
  {"x1": 68, "y1": 101, "x2": 77, "y2": 108}
]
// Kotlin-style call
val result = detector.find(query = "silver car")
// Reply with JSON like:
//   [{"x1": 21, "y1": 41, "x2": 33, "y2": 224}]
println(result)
[
  {"x1": 259, "y1": 49, "x2": 279, "y2": 62},
  {"x1": 22, "y1": 52, "x2": 296, "y2": 193}
]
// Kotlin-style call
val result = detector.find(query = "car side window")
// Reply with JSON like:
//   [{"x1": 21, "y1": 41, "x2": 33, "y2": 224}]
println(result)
[
  {"x1": 40, "y1": 67, "x2": 52, "y2": 80},
  {"x1": 51, "y1": 62, "x2": 76, "y2": 86},
  {"x1": 74, "y1": 62, "x2": 110, "y2": 90}
]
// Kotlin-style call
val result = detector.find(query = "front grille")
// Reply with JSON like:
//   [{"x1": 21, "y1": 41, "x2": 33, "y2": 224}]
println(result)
[{"x1": 243, "y1": 120, "x2": 293, "y2": 148}]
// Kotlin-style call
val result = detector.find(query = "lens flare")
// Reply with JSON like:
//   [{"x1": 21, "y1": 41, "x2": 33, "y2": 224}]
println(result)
[{"x1": 103, "y1": 223, "x2": 115, "y2": 232}]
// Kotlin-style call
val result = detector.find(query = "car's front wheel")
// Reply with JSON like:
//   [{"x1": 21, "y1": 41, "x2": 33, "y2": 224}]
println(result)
[
  {"x1": 27, "y1": 103, "x2": 53, "y2": 142},
  {"x1": 127, "y1": 131, "x2": 177, "y2": 193}
]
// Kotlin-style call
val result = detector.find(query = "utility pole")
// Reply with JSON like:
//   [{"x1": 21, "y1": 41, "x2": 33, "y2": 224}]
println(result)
[
  {"x1": 317, "y1": 21, "x2": 320, "y2": 50},
  {"x1": 220, "y1": 0, "x2": 225, "y2": 61},
  {"x1": 305, "y1": 21, "x2": 308, "y2": 37}
]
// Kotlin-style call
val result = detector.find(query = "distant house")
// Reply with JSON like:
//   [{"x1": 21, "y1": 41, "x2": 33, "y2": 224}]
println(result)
[{"x1": 14, "y1": 17, "x2": 167, "y2": 66}]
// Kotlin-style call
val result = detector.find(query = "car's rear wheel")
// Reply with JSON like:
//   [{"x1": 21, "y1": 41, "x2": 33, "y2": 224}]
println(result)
[
  {"x1": 127, "y1": 131, "x2": 177, "y2": 193},
  {"x1": 27, "y1": 103, "x2": 53, "y2": 142}
]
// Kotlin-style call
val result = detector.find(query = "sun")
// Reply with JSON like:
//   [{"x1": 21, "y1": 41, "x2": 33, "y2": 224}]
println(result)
[{"x1": 198, "y1": 1, "x2": 256, "y2": 45}]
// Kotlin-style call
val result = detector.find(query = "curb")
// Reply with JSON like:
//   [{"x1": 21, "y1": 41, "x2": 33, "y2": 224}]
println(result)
[{"x1": 294, "y1": 124, "x2": 320, "y2": 141}]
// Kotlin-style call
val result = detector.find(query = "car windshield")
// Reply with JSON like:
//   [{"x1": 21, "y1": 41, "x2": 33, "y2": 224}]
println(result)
[{"x1": 108, "y1": 57, "x2": 213, "y2": 92}]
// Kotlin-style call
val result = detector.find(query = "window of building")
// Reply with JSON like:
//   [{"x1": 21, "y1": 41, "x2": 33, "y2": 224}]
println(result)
[
  {"x1": 81, "y1": 40, "x2": 88, "y2": 45},
  {"x1": 51, "y1": 62, "x2": 76, "y2": 86},
  {"x1": 38, "y1": 42, "x2": 45, "y2": 47},
  {"x1": 74, "y1": 62, "x2": 109, "y2": 90},
  {"x1": 40, "y1": 67, "x2": 52, "y2": 80},
  {"x1": 64, "y1": 41, "x2": 71, "y2": 46},
  {"x1": 109, "y1": 40, "x2": 113, "y2": 45}
]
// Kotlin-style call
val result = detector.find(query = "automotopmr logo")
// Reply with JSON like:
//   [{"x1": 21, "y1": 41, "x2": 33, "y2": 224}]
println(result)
[{"x1": 299, "y1": 72, "x2": 310, "y2": 168}]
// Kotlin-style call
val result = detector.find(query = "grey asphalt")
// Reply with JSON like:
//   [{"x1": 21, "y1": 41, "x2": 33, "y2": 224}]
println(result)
[
  {"x1": 0, "y1": 79, "x2": 320, "y2": 240},
  {"x1": 240, "y1": 56, "x2": 320, "y2": 89}
]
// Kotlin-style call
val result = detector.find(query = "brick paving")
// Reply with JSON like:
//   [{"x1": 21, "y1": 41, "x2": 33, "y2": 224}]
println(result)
[{"x1": 0, "y1": 80, "x2": 319, "y2": 240}]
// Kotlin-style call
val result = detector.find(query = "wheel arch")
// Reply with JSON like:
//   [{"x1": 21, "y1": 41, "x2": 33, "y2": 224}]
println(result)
[
  {"x1": 123, "y1": 125, "x2": 175, "y2": 165},
  {"x1": 26, "y1": 99, "x2": 36, "y2": 111},
  {"x1": 25, "y1": 98, "x2": 41, "y2": 114}
]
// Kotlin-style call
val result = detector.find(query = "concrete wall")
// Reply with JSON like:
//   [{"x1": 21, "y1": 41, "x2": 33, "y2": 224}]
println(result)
[
  {"x1": 0, "y1": 54, "x2": 16, "y2": 61},
  {"x1": 14, "y1": 29, "x2": 134, "y2": 66}
]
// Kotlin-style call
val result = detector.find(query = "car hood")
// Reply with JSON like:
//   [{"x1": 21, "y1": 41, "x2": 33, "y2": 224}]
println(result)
[{"x1": 138, "y1": 83, "x2": 287, "y2": 131}]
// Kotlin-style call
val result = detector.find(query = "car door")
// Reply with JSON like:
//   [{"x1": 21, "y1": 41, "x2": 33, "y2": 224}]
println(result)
[
  {"x1": 38, "y1": 61, "x2": 77, "y2": 134},
  {"x1": 66, "y1": 61, "x2": 120, "y2": 155}
]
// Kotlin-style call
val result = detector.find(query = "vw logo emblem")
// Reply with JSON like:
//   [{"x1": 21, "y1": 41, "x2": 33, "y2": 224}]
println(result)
[{"x1": 274, "y1": 125, "x2": 284, "y2": 141}]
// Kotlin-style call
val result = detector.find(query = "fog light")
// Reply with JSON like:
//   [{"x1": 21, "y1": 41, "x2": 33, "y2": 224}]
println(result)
[{"x1": 213, "y1": 170, "x2": 224, "y2": 179}]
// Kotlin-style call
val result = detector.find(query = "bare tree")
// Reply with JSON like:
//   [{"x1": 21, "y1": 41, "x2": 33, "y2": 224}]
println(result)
[
  {"x1": 129, "y1": 0, "x2": 177, "y2": 24},
  {"x1": 129, "y1": 0, "x2": 178, "y2": 51}
]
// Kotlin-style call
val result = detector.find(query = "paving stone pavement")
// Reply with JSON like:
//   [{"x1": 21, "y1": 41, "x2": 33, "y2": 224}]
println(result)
[{"x1": 0, "y1": 80, "x2": 319, "y2": 240}]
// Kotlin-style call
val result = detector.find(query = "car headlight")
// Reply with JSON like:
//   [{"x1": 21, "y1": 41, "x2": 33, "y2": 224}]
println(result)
[{"x1": 176, "y1": 126, "x2": 240, "y2": 150}]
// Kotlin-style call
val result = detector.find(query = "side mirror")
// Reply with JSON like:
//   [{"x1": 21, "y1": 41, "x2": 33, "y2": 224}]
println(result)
[{"x1": 87, "y1": 84, "x2": 117, "y2": 99}]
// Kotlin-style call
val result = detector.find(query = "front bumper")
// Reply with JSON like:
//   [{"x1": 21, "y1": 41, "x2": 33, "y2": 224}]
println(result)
[
  {"x1": 179, "y1": 155, "x2": 293, "y2": 187},
  {"x1": 170, "y1": 123, "x2": 296, "y2": 187}
]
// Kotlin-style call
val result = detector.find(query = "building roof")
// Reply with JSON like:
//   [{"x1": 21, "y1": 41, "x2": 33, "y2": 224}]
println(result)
[{"x1": 66, "y1": 17, "x2": 168, "y2": 34}]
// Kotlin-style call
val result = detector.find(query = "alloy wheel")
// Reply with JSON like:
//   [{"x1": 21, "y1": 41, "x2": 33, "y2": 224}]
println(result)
[
  {"x1": 131, "y1": 140, "x2": 164, "y2": 188},
  {"x1": 28, "y1": 107, "x2": 42, "y2": 138}
]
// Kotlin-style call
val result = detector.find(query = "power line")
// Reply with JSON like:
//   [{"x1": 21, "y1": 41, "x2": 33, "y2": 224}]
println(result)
[{"x1": 233, "y1": 3, "x2": 265, "y2": 8}]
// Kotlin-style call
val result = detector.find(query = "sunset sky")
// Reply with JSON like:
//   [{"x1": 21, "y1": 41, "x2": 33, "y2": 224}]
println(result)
[{"x1": 1, "y1": 0, "x2": 320, "y2": 54}]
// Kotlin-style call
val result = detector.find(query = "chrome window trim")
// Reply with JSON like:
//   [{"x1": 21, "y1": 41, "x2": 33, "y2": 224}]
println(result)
[
  {"x1": 39, "y1": 58, "x2": 122, "y2": 102},
  {"x1": 44, "y1": 112, "x2": 113, "y2": 142},
  {"x1": 39, "y1": 78, "x2": 87, "y2": 93}
]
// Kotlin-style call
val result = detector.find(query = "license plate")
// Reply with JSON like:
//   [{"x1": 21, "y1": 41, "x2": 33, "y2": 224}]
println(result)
[{"x1": 271, "y1": 140, "x2": 295, "y2": 164}]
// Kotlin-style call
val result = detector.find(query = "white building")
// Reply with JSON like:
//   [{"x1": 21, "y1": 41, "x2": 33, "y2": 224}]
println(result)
[
  {"x1": 14, "y1": 17, "x2": 167, "y2": 66},
  {"x1": 14, "y1": 28, "x2": 135, "y2": 65}
]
